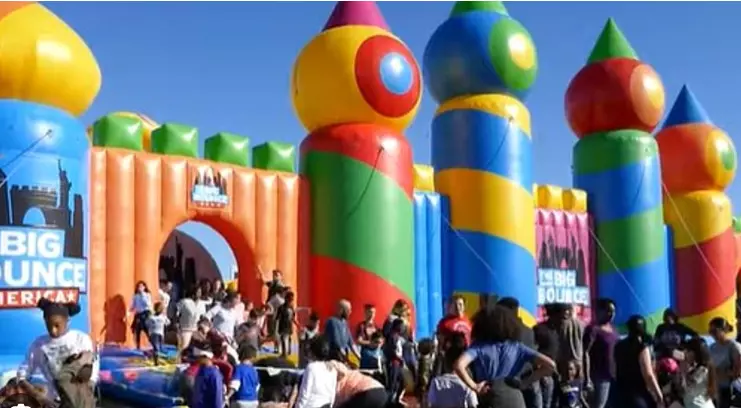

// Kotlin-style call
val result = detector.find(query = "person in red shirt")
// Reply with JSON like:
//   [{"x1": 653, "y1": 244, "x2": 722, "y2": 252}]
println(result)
[{"x1": 436, "y1": 295, "x2": 472, "y2": 346}]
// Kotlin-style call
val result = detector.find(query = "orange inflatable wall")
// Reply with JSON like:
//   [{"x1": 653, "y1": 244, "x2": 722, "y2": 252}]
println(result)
[{"x1": 88, "y1": 147, "x2": 307, "y2": 344}]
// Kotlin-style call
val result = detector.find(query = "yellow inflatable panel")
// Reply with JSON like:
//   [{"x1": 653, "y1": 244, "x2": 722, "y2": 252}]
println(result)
[
  {"x1": 413, "y1": 164, "x2": 434, "y2": 192},
  {"x1": 681, "y1": 295, "x2": 736, "y2": 337},
  {"x1": 536, "y1": 184, "x2": 563, "y2": 210},
  {"x1": 436, "y1": 94, "x2": 531, "y2": 137},
  {"x1": 436, "y1": 168, "x2": 535, "y2": 256},
  {"x1": 563, "y1": 188, "x2": 587, "y2": 213},
  {"x1": 456, "y1": 292, "x2": 536, "y2": 328},
  {"x1": 663, "y1": 191, "x2": 732, "y2": 248},
  {"x1": 0, "y1": 3, "x2": 100, "y2": 116}
]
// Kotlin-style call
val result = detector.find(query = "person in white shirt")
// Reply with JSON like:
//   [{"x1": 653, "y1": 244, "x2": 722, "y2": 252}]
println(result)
[
  {"x1": 129, "y1": 280, "x2": 153, "y2": 349},
  {"x1": 146, "y1": 302, "x2": 170, "y2": 365},
  {"x1": 176, "y1": 286, "x2": 201, "y2": 356},
  {"x1": 205, "y1": 292, "x2": 239, "y2": 344},
  {"x1": 293, "y1": 336, "x2": 338, "y2": 408},
  {"x1": 232, "y1": 291, "x2": 246, "y2": 326},
  {"x1": 158, "y1": 279, "x2": 172, "y2": 315},
  {"x1": 19, "y1": 298, "x2": 99, "y2": 403}
]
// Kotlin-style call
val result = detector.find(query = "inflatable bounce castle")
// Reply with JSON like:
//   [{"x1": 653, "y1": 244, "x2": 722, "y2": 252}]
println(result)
[{"x1": 0, "y1": 1, "x2": 738, "y2": 404}]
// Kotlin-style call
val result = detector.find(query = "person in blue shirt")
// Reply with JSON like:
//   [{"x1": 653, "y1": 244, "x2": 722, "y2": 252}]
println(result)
[
  {"x1": 323, "y1": 299, "x2": 360, "y2": 365},
  {"x1": 227, "y1": 344, "x2": 260, "y2": 408},
  {"x1": 191, "y1": 340, "x2": 225, "y2": 408},
  {"x1": 453, "y1": 304, "x2": 556, "y2": 408}
]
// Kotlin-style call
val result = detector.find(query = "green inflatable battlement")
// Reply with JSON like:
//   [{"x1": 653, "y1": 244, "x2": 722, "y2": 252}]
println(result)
[{"x1": 91, "y1": 114, "x2": 296, "y2": 173}]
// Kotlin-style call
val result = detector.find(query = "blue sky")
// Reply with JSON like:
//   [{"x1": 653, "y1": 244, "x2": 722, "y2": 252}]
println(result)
[{"x1": 47, "y1": 1, "x2": 741, "y2": 277}]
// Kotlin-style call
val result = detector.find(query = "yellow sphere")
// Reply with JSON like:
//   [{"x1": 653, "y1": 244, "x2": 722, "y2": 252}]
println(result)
[
  {"x1": 291, "y1": 26, "x2": 422, "y2": 133},
  {"x1": 0, "y1": 3, "x2": 101, "y2": 116}
]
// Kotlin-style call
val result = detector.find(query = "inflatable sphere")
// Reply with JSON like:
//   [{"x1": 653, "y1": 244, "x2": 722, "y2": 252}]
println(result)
[
  {"x1": 291, "y1": 4, "x2": 421, "y2": 134},
  {"x1": 565, "y1": 19, "x2": 664, "y2": 138},
  {"x1": 0, "y1": 2, "x2": 100, "y2": 117},
  {"x1": 423, "y1": 1, "x2": 537, "y2": 103},
  {"x1": 657, "y1": 86, "x2": 737, "y2": 192}
]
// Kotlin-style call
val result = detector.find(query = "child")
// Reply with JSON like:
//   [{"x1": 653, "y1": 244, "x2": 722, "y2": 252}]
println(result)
[
  {"x1": 20, "y1": 298, "x2": 98, "y2": 406},
  {"x1": 147, "y1": 301, "x2": 170, "y2": 365},
  {"x1": 383, "y1": 318, "x2": 407, "y2": 405},
  {"x1": 555, "y1": 360, "x2": 587, "y2": 408},
  {"x1": 360, "y1": 331, "x2": 384, "y2": 371},
  {"x1": 227, "y1": 345, "x2": 260, "y2": 408},
  {"x1": 191, "y1": 340, "x2": 224, "y2": 408},
  {"x1": 416, "y1": 338, "x2": 436, "y2": 400},
  {"x1": 129, "y1": 280, "x2": 153, "y2": 350},
  {"x1": 299, "y1": 312, "x2": 320, "y2": 369},
  {"x1": 275, "y1": 291, "x2": 298, "y2": 357},
  {"x1": 236, "y1": 309, "x2": 263, "y2": 351}
]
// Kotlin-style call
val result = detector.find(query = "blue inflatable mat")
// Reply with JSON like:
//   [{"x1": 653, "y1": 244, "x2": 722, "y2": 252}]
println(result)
[{"x1": 98, "y1": 344, "x2": 184, "y2": 408}]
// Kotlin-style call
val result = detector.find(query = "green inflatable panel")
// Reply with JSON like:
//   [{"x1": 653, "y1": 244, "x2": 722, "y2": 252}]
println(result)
[
  {"x1": 151, "y1": 123, "x2": 199, "y2": 158},
  {"x1": 733, "y1": 216, "x2": 741, "y2": 233},
  {"x1": 92, "y1": 115, "x2": 144, "y2": 151},
  {"x1": 204, "y1": 133, "x2": 250, "y2": 167},
  {"x1": 253, "y1": 142, "x2": 296, "y2": 173}
]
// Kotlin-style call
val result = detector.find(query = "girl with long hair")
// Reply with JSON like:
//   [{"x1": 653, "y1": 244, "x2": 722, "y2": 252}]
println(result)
[
  {"x1": 609, "y1": 315, "x2": 663, "y2": 408},
  {"x1": 129, "y1": 280, "x2": 152, "y2": 349},
  {"x1": 709, "y1": 317, "x2": 741, "y2": 408}
]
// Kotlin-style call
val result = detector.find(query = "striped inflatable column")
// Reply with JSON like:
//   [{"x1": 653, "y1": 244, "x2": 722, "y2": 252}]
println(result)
[
  {"x1": 656, "y1": 85, "x2": 737, "y2": 334},
  {"x1": 566, "y1": 19, "x2": 670, "y2": 330},
  {"x1": 424, "y1": 2, "x2": 538, "y2": 325},
  {"x1": 292, "y1": 2, "x2": 422, "y2": 328}
]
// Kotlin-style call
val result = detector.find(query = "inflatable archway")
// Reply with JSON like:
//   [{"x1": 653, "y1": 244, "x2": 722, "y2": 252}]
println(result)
[{"x1": 88, "y1": 147, "x2": 305, "y2": 343}]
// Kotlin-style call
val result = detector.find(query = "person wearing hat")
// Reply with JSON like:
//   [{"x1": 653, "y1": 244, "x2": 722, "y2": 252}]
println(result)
[{"x1": 190, "y1": 340, "x2": 224, "y2": 408}]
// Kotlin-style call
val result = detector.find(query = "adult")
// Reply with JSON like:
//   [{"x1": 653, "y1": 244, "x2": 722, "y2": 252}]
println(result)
[
  {"x1": 709, "y1": 317, "x2": 741, "y2": 408},
  {"x1": 355, "y1": 304, "x2": 378, "y2": 349},
  {"x1": 552, "y1": 304, "x2": 585, "y2": 379},
  {"x1": 437, "y1": 295, "x2": 472, "y2": 346},
  {"x1": 453, "y1": 305, "x2": 556, "y2": 408},
  {"x1": 199, "y1": 279, "x2": 214, "y2": 308},
  {"x1": 655, "y1": 308, "x2": 698, "y2": 359},
  {"x1": 383, "y1": 299, "x2": 413, "y2": 341},
  {"x1": 583, "y1": 298, "x2": 619, "y2": 408},
  {"x1": 176, "y1": 286, "x2": 202, "y2": 355},
  {"x1": 679, "y1": 336, "x2": 717, "y2": 408},
  {"x1": 264, "y1": 269, "x2": 286, "y2": 302},
  {"x1": 20, "y1": 298, "x2": 98, "y2": 404},
  {"x1": 609, "y1": 315, "x2": 663, "y2": 408},
  {"x1": 324, "y1": 299, "x2": 360, "y2": 364},
  {"x1": 294, "y1": 336, "x2": 338, "y2": 408},
  {"x1": 533, "y1": 304, "x2": 561, "y2": 408},
  {"x1": 427, "y1": 332, "x2": 479, "y2": 408},
  {"x1": 158, "y1": 279, "x2": 173, "y2": 317},
  {"x1": 331, "y1": 360, "x2": 387, "y2": 408},
  {"x1": 212, "y1": 278, "x2": 227, "y2": 303},
  {"x1": 205, "y1": 291, "x2": 239, "y2": 344},
  {"x1": 497, "y1": 297, "x2": 540, "y2": 408}
]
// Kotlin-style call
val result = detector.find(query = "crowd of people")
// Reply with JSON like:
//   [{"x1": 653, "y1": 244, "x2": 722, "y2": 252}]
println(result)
[{"x1": 4, "y1": 268, "x2": 741, "y2": 408}]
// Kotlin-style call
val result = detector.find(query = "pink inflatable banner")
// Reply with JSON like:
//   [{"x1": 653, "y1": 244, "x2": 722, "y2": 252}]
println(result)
[{"x1": 535, "y1": 209, "x2": 596, "y2": 322}]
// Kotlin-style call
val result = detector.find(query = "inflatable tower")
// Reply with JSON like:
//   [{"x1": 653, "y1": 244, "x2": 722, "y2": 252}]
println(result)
[
  {"x1": 566, "y1": 19, "x2": 670, "y2": 329},
  {"x1": 656, "y1": 86, "x2": 737, "y2": 334},
  {"x1": 293, "y1": 2, "x2": 421, "y2": 327},
  {"x1": 0, "y1": 3, "x2": 100, "y2": 358},
  {"x1": 424, "y1": 1, "x2": 539, "y2": 325}
]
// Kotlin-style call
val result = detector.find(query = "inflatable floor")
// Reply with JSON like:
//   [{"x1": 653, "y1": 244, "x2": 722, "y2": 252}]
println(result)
[{"x1": 98, "y1": 344, "x2": 186, "y2": 408}]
